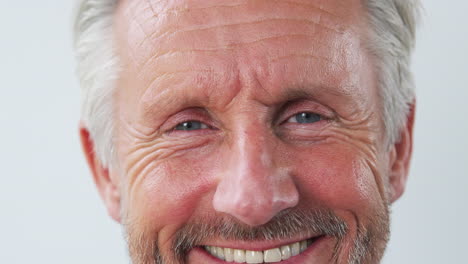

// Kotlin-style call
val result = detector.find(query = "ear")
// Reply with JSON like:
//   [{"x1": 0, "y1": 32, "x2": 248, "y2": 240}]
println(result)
[
  {"x1": 80, "y1": 124, "x2": 122, "y2": 223},
  {"x1": 388, "y1": 101, "x2": 416, "y2": 203}
]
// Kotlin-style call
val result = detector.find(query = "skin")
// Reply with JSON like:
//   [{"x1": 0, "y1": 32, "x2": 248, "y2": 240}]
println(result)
[{"x1": 80, "y1": 0, "x2": 415, "y2": 263}]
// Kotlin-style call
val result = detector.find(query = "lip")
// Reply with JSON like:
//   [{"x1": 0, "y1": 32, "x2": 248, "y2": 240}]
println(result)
[
  {"x1": 188, "y1": 235, "x2": 327, "y2": 264},
  {"x1": 200, "y1": 233, "x2": 322, "y2": 251}
]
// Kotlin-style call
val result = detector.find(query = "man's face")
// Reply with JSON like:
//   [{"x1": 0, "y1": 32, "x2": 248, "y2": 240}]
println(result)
[{"x1": 84, "y1": 0, "x2": 412, "y2": 263}]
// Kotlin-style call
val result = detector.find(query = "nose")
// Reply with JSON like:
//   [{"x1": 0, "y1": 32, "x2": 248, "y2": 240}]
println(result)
[{"x1": 212, "y1": 127, "x2": 299, "y2": 226}]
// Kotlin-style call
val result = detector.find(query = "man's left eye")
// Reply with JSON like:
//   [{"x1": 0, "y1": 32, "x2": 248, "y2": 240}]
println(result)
[
  {"x1": 174, "y1": 120, "x2": 209, "y2": 131},
  {"x1": 287, "y1": 112, "x2": 322, "y2": 124}
]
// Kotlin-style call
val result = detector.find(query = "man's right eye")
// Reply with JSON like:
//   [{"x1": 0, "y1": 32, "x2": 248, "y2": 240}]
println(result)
[{"x1": 174, "y1": 120, "x2": 209, "y2": 131}]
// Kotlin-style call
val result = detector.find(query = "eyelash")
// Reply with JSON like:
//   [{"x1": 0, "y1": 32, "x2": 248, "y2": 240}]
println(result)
[
  {"x1": 284, "y1": 112, "x2": 324, "y2": 124},
  {"x1": 172, "y1": 120, "x2": 210, "y2": 131},
  {"x1": 169, "y1": 111, "x2": 326, "y2": 133}
]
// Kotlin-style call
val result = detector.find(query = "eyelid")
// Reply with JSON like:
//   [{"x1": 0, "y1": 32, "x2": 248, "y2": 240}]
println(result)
[
  {"x1": 161, "y1": 108, "x2": 216, "y2": 133},
  {"x1": 172, "y1": 120, "x2": 210, "y2": 131},
  {"x1": 286, "y1": 112, "x2": 322, "y2": 123},
  {"x1": 278, "y1": 100, "x2": 334, "y2": 124}
]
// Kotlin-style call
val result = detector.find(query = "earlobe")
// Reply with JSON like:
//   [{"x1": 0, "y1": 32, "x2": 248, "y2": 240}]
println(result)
[
  {"x1": 388, "y1": 102, "x2": 416, "y2": 203},
  {"x1": 80, "y1": 124, "x2": 122, "y2": 223}
]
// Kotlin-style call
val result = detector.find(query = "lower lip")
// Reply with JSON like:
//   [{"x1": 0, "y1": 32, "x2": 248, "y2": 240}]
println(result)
[{"x1": 188, "y1": 236, "x2": 327, "y2": 264}]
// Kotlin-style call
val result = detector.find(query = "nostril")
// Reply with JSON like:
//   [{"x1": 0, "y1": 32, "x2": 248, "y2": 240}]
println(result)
[
  {"x1": 212, "y1": 159, "x2": 300, "y2": 226},
  {"x1": 213, "y1": 177, "x2": 300, "y2": 226},
  {"x1": 213, "y1": 191, "x2": 275, "y2": 225}
]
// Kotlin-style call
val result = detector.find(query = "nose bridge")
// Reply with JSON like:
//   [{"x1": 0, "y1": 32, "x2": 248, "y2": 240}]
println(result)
[
  {"x1": 213, "y1": 121, "x2": 299, "y2": 226},
  {"x1": 237, "y1": 124, "x2": 272, "y2": 177}
]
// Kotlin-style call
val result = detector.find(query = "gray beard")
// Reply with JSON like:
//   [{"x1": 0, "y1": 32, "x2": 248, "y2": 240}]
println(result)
[{"x1": 123, "y1": 207, "x2": 389, "y2": 264}]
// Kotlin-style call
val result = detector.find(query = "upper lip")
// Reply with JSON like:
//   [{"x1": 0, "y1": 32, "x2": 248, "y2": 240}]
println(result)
[{"x1": 199, "y1": 233, "x2": 323, "y2": 251}]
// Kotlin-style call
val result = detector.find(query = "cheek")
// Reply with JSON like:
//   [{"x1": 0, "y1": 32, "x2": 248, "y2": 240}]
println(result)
[
  {"x1": 291, "y1": 144, "x2": 383, "y2": 213},
  {"x1": 126, "y1": 144, "x2": 220, "y2": 234}
]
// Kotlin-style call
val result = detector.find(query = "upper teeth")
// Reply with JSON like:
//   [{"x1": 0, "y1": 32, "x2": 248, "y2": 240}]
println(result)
[{"x1": 204, "y1": 239, "x2": 311, "y2": 263}]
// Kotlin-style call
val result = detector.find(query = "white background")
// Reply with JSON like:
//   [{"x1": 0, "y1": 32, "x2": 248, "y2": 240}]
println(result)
[{"x1": 0, "y1": 1, "x2": 466, "y2": 263}]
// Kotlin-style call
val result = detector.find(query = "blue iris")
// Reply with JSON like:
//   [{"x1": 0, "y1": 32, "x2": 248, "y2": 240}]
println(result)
[
  {"x1": 293, "y1": 112, "x2": 322, "y2": 124},
  {"x1": 174, "y1": 121, "x2": 205, "y2": 131}
]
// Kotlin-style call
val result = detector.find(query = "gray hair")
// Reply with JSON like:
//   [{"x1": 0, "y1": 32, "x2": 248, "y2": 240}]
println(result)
[
  {"x1": 74, "y1": 0, "x2": 119, "y2": 167},
  {"x1": 73, "y1": 0, "x2": 420, "y2": 168}
]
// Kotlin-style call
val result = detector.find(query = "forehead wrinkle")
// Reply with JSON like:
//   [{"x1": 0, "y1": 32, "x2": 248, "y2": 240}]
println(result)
[
  {"x1": 139, "y1": 68, "x2": 360, "y2": 123},
  {"x1": 271, "y1": 54, "x2": 337, "y2": 68},
  {"x1": 150, "y1": 17, "x2": 339, "y2": 48},
  {"x1": 139, "y1": 0, "x2": 246, "y2": 28},
  {"x1": 129, "y1": 0, "x2": 350, "y2": 51},
  {"x1": 135, "y1": 36, "x2": 364, "y2": 120},
  {"x1": 134, "y1": 8, "x2": 345, "y2": 69},
  {"x1": 123, "y1": 0, "x2": 161, "y2": 40},
  {"x1": 282, "y1": 0, "x2": 338, "y2": 18},
  {"x1": 267, "y1": 54, "x2": 354, "y2": 89},
  {"x1": 134, "y1": 24, "x2": 358, "y2": 82},
  {"x1": 130, "y1": 7, "x2": 156, "y2": 38},
  {"x1": 118, "y1": 1, "x2": 161, "y2": 70},
  {"x1": 137, "y1": 34, "x2": 326, "y2": 76},
  {"x1": 118, "y1": 0, "x2": 362, "y2": 73},
  {"x1": 124, "y1": 20, "x2": 149, "y2": 69},
  {"x1": 145, "y1": 0, "x2": 157, "y2": 17},
  {"x1": 139, "y1": 68, "x2": 239, "y2": 120},
  {"x1": 135, "y1": 29, "x2": 358, "y2": 87},
  {"x1": 116, "y1": 0, "x2": 370, "y2": 121},
  {"x1": 134, "y1": 20, "x2": 339, "y2": 69},
  {"x1": 136, "y1": 49, "x2": 237, "y2": 80}
]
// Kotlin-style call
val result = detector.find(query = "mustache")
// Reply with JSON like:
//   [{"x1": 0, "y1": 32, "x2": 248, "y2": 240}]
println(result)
[{"x1": 171, "y1": 208, "x2": 348, "y2": 263}]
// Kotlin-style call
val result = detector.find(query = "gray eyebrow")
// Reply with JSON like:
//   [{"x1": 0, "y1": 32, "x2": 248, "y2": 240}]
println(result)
[{"x1": 281, "y1": 85, "x2": 354, "y2": 102}]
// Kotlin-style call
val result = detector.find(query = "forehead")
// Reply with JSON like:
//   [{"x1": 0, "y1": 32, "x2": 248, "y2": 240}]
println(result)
[{"x1": 114, "y1": 0, "x2": 371, "y2": 117}]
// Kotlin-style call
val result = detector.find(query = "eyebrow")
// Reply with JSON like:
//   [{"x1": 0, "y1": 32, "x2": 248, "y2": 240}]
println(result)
[
  {"x1": 139, "y1": 70, "x2": 359, "y2": 128},
  {"x1": 279, "y1": 84, "x2": 354, "y2": 104},
  {"x1": 283, "y1": 88, "x2": 324, "y2": 102}
]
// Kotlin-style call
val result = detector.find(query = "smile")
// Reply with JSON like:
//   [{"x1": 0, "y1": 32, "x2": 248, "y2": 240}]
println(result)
[{"x1": 203, "y1": 237, "x2": 321, "y2": 263}]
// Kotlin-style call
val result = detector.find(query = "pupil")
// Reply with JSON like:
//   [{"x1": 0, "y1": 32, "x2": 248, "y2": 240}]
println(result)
[
  {"x1": 296, "y1": 112, "x2": 320, "y2": 123},
  {"x1": 175, "y1": 121, "x2": 202, "y2": 131}
]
